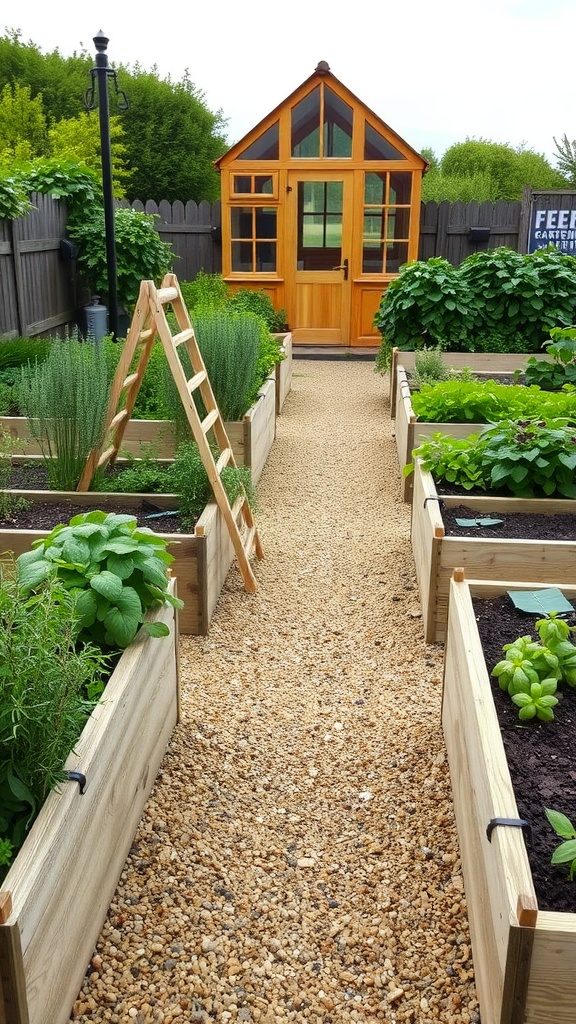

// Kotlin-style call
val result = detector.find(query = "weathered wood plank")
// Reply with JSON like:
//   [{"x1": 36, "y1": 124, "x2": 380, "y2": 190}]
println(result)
[
  {"x1": 412, "y1": 461, "x2": 576, "y2": 643},
  {"x1": 0, "y1": 586, "x2": 179, "y2": 1024},
  {"x1": 443, "y1": 575, "x2": 576, "y2": 1024}
]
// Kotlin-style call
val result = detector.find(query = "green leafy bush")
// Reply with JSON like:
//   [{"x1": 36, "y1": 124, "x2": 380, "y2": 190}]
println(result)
[
  {"x1": 374, "y1": 258, "x2": 473, "y2": 368},
  {"x1": 374, "y1": 247, "x2": 576, "y2": 370},
  {"x1": 68, "y1": 207, "x2": 174, "y2": 311},
  {"x1": 410, "y1": 378, "x2": 576, "y2": 423},
  {"x1": 180, "y1": 271, "x2": 230, "y2": 313},
  {"x1": 227, "y1": 288, "x2": 288, "y2": 333},
  {"x1": 524, "y1": 325, "x2": 576, "y2": 391},
  {"x1": 410, "y1": 418, "x2": 576, "y2": 498},
  {"x1": 17, "y1": 511, "x2": 184, "y2": 650}
]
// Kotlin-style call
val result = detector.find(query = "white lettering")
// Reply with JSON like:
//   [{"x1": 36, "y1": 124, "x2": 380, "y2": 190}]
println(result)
[
  {"x1": 558, "y1": 210, "x2": 569, "y2": 229},
  {"x1": 546, "y1": 211, "x2": 559, "y2": 229},
  {"x1": 535, "y1": 210, "x2": 547, "y2": 228}
]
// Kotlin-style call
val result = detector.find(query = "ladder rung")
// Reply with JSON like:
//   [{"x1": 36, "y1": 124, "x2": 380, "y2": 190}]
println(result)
[
  {"x1": 188, "y1": 369, "x2": 207, "y2": 393},
  {"x1": 173, "y1": 328, "x2": 195, "y2": 347},
  {"x1": 215, "y1": 447, "x2": 232, "y2": 474},
  {"x1": 157, "y1": 286, "x2": 178, "y2": 305},
  {"x1": 243, "y1": 525, "x2": 256, "y2": 556},
  {"x1": 122, "y1": 372, "x2": 139, "y2": 389},
  {"x1": 110, "y1": 409, "x2": 129, "y2": 430},
  {"x1": 201, "y1": 408, "x2": 219, "y2": 434},
  {"x1": 139, "y1": 329, "x2": 155, "y2": 342},
  {"x1": 97, "y1": 446, "x2": 115, "y2": 468}
]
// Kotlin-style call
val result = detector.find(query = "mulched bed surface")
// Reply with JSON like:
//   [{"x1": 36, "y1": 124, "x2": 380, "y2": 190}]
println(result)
[
  {"x1": 1, "y1": 462, "x2": 183, "y2": 533},
  {"x1": 443, "y1": 503, "x2": 576, "y2": 540},
  {"x1": 474, "y1": 594, "x2": 576, "y2": 914}
]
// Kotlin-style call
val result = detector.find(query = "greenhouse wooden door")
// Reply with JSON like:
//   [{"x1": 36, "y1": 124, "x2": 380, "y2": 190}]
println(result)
[{"x1": 286, "y1": 170, "x2": 353, "y2": 345}]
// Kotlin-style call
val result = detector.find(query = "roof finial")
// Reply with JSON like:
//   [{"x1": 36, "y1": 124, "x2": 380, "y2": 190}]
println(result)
[{"x1": 315, "y1": 61, "x2": 330, "y2": 74}]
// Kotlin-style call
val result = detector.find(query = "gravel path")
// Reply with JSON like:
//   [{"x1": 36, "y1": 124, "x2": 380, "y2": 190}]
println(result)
[{"x1": 71, "y1": 361, "x2": 479, "y2": 1024}]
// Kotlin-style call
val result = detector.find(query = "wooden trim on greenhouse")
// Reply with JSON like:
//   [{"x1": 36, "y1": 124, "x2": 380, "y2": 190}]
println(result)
[{"x1": 215, "y1": 63, "x2": 427, "y2": 347}]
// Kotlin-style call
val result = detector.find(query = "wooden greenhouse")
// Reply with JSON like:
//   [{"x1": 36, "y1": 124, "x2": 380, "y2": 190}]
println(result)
[{"x1": 215, "y1": 61, "x2": 428, "y2": 348}]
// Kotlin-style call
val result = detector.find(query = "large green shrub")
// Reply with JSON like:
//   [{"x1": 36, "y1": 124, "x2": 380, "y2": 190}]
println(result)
[
  {"x1": 374, "y1": 258, "x2": 475, "y2": 371},
  {"x1": 374, "y1": 247, "x2": 576, "y2": 370},
  {"x1": 68, "y1": 207, "x2": 174, "y2": 311}
]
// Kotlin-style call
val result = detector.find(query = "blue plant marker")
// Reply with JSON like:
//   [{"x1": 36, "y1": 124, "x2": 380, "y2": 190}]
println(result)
[
  {"x1": 455, "y1": 516, "x2": 504, "y2": 528},
  {"x1": 508, "y1": 588, "x2": 574, "y2": 615}
]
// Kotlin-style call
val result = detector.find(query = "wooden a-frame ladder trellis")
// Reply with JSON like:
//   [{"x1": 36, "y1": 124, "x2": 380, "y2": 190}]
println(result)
[{"x1": 77, "y1": 272, "x2": 263, "y2": 594}]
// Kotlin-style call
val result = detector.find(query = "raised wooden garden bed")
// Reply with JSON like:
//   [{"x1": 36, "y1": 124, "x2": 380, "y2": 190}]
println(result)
[
  {"x1": 443, "y1": 571, "x2": 576, "y2": 1024},
  {"x1": 0, "y1": 491, "x2": 239, "y2": 636},
  {"x1": 388, "y1": 347, "x2": 534, "y2": 416},
  {"x1": 393, "y1": 365, "x2": 487, "y2": 502},
  {"x1": 274, "y1": 331, "x2": 293, "y2": 414},
  {"x1": 0, "y1": 581, "x2": 180, "y2": 1024},
  {"x1": 411, "y1": 460, "x2": 576, "y2": 644},
  {"x1": 0, "y1": 377, "x2": 276, "y2": 485}
]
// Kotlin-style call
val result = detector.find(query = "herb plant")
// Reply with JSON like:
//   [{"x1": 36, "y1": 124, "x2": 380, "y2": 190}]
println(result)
[
  {"x1": 16, "y1": 511, "x2": 184, "y2": 650},
  {"x1": 545, "y1": 809, "x2": 576, "y2": 879},
  {"x1": 491, "y1": 612, "x2": 576, "y2": 722},
  {"x1": 0, "y1": 565, "x2": 110, "y2": 878},
  {"x1": 191, "y1": 308, "x2": 263, "y2": 420},
  {"x1": 18, "y1": 338, "x2": 109, "y2": 490}
]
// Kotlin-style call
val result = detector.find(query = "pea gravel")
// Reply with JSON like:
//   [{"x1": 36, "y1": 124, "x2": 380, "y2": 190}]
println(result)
[{"x1": 70, "y1": 360, "x2": 480, "y2": 1024}]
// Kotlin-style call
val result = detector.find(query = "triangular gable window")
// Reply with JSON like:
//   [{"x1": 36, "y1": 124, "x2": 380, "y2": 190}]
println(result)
[
  {"x1": 238, "y1": 121, "x2": 279, "y2": 160},
  {"x1": 292, "y1": 84, "x2": 353, "y2": 158},
  {"x1": 364, "y1": 122, "x2": 406, "y2": 161}
]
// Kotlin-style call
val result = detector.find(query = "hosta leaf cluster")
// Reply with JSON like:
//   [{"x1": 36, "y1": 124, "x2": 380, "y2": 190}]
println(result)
[{"x1": 16, "y1": 510, "x2": 183, "y2": 649}]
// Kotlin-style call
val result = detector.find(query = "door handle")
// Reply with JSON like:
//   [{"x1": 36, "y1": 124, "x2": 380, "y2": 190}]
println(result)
[{"x1": 332, "y1": 258, "x2": 348, "y2": 280}]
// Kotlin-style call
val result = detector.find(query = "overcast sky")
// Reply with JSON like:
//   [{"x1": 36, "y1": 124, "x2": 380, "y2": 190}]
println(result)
[{"x1": 3, "y1": 0, "x2": 574, "y2": 164}]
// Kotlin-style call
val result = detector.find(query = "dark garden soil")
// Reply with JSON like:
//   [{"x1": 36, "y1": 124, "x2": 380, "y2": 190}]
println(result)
[
  {"x1": 0, "y1": 462, "x2": 185, "y2": 533},
  {"x1": 442, "y1": 503, "x2": 576, "y2": 541},
  {"x1": 473, "y1": 594, "x2": 576, "y2": 914}
]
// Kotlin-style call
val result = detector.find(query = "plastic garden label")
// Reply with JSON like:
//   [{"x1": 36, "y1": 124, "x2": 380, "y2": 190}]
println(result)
[
  {"x1": 455, "y1": 517, "x2": 504, "y2": 528},
  {"x1": 507, "y1": 588, "x2": 574, "y2": 615}
]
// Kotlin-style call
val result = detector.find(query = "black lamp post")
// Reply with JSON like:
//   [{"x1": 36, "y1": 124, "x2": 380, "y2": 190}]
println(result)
[{"x1": 85, "y1": 31, "x2": 128, "y2": 340}]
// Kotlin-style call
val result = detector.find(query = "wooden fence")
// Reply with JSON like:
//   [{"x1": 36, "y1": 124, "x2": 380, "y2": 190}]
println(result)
[
  {"x1": 0, "y1": 196, "x2": 528, "y2": 339},
  {"x1": 0, "y1": 193, "x2": 76, "y2": 339}
]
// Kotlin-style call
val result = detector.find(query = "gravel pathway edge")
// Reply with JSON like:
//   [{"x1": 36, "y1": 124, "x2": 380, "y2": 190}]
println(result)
[{"x1": 71, "y1": 361, "x2": 479, "y2": 1024}]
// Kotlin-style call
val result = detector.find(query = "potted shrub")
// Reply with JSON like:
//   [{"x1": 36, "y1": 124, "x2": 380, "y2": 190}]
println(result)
[
  {"x1": 0, "y1": 515, "x2": 181, "y2": 1024},
  {"x1": 409, "y1": 420, "x2": 576, "y2": 643},
  {"x1": 443, "y1": 570, "x2": 576, "y2": 1024}
]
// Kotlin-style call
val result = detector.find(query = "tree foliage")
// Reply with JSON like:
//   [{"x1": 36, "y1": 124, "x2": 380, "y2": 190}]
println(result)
[
  {"x1": 0, "y1": 29, "x2": 228, "y2": 202},
  {"x1": 553, "y1": 134, "x2": 576, "y2": 188},
  {"x1": 421, "y1": 138, "x2": 569, "y2": 202},
  {"x1": 0, "y1": 82, "x2": 48, "y2": 161},
  {"x1": 117, "y1": 67, "x2": 228, "y2": 202}
]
